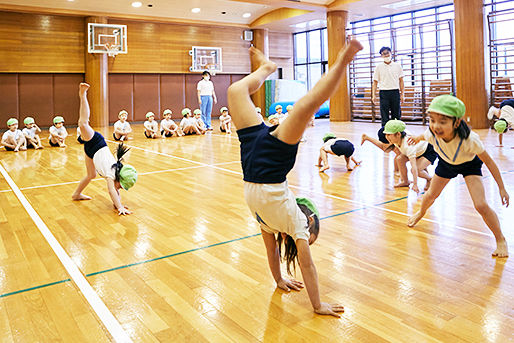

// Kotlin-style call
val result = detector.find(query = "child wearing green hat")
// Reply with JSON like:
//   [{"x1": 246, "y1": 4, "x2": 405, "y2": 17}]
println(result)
[
  {"x1": 22, "y1": 117, "x2": 43, "y2": 149},
  {"x1": 267, "y1": 114, "x2": 279, "y2": 126},
  {"x1": 72, "y1": 83, "x2": 137, "y2": 216},
  {"x1": 160, "y1": 109, "x2": 183, "y2": 137},
  {"x1": 113, "y1": 110, "x2": 132, "y2": 141},
  {"x1": 219, "y1": 107, "x2": 232, "y2": 134},
  {"x1": 383, "y1": 119, "x2": 437, "y2": 192},
  {"x1": 2, "y1": 118, "x2": 26, "y2": 151},
  {"x1": 228, "y1": 39, "x2": 362, "y2": 316},
  {"x1": 49, "y1": 115, "x2": 68, "y2": 147},
  {"x1": 317, "y1": 133, "x2": 360, "y2": 172},
  {"x1": 193, "y1": 109, "x2": 207, "y2": 134},
  {"x1": 144, "y1": 112, "x2": 159, "y2": 139},
  {"x1": 179, "y1": 108, "x2": 202, "y2": 135},
  {"x1": 408, "y1": 94, "x2": 509, "y2": 257},
  {"x1": 487, "y1": 99, "x2": 513, "y2": 147}
]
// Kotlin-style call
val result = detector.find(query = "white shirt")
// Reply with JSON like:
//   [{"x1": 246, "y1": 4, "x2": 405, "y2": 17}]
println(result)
[
  {"x1": 321, "y1": 138, "x2": 339, "y2": 153},
  {"x1": 197, "y1": 79, "x2": 214, "y2": 96},
  {"x1": 180, "y1": 117, "x2": 195, "y2": 129},
  {"x1": 114, "y1": 120, "x2": 131, "y2": 133},
  {"x1": 49, "y1": 126, "x2": 67, "y2": 137},
  {"x1": 93, "y1": 146, "x2": 116, "y2": 180},
  {"x1": 144, "y1": 120, "x2": 158, "y2": 131},
  {"x1": 196, "y1": 117, "x2": 205, "y2": 129},
  {"x1": 499, "y1": 105, "x2": 514, "y2": 126},
  {"x1": 22, "y1": 127, "x2": 37, "y2": 139},
  {"x1": 160, "y1": 119, "x2": 177, "y2": 131},
  {"x1": 373, "y1": 61, "x2": 404, "y2": 90},
  {"x1": 219, "y1": 113, "x2": 231, "y2": 125},
  {"x1": 423, "y1": 129, "x2": 484, "y2": 165},
  {"x1": 2, "y1": 129, "x2": 23, "y2": 142},
  {"x1": 395, "y1": 137, "x2": 429, "y2": 159}
]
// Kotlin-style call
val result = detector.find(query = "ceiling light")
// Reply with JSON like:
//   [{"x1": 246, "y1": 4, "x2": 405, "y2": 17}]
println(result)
[
  {"x1": 192, "y1": 8, "x2": 201, "y2": 13},
  {"x1": 382, "y1": 0, "x2": 433, "y2": 10},
  {"x1": 242, "y1": 13, "x2": 251, "y2": 18},
  {"x1": 131, "y1": 1, "x2": 142, "y2": 8}
]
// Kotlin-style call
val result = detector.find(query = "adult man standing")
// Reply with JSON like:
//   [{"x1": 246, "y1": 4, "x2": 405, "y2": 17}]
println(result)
[
  {"x1": 197, "y1": 71, "x2": 217, "y2": 130},
  {"x1": 372, "y1": 47, "x2": 404, "y2": 126}
]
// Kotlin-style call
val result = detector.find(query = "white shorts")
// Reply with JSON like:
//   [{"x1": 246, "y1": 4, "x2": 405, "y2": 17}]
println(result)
[{"x1": 244, "y1": 181, "x2": 309, "y2": 241}]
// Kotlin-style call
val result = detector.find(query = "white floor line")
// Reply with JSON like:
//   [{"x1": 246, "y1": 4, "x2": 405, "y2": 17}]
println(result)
[
  {"x1": 118, "y1": 141, "x2": 495, "y2": 238},
  {"x1": 0, "y1": 164, "x2": 132, "y2": 343}
]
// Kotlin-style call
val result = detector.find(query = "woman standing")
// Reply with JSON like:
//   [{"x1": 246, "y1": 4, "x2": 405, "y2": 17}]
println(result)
[{"x1": 197, "y1": 71, "x2": 217, "y2": 130}]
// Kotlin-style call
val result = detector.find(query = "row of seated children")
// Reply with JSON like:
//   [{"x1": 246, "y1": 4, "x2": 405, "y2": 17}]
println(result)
[
  {"x1": 268, "y1": 104, "x2": 315, "y2": 127},
  {"x1": 2, "y1": 116, "x2": 68, "y2": 151}
]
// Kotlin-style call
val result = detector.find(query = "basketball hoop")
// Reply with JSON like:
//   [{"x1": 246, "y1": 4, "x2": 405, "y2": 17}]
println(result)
[{"x1": 104, "y1": 43, "x2": 119, "y2": 58}]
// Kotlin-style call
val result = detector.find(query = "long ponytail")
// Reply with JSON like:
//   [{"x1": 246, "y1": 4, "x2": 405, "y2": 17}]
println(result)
[{"x1": 113, "y1": 143, "x2": 130, "y2": 181}]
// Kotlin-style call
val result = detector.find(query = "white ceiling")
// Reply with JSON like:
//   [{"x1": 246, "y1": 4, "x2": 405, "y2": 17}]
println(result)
[{"x1": 0, "y1": 0, "x2": 453, "y2": 29}]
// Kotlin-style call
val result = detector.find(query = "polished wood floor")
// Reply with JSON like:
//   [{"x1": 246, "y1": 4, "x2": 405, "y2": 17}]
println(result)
[{"x1": 0, "y1": 119, "x2": 513, "y2": 342}]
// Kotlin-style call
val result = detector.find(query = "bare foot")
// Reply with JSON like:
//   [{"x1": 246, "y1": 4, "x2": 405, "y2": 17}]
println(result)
[
  {"x1": 337, "y1": 38, "x2": 364, "y2": 65},
  {"x1": 20, "y1": 146, "x2": 27, "y2": 151},
  {"x1": 424, "y1": 179, "x2": 431, "y2": 191},
  {"x1": 492, "y1": 240, "x2": 509, "y2": 258},
  {"x1": 320, "y1": 165, "x2": 330, "y2": 172},
  {"x1": 394, "y1": 181, "x2": 411, "y2": 188},
  {"x1": 347, "y1": 167, "x2": 353, "y2": 171},
  {"x1": 249, "y1": 46, "x2": 277, "y2": 73},
  {"x1": 72, "y1": 193, "x2": 92, "y2": 201},
  {"x1": 361, "y1": 134, "x2": 368, "y2": 145},
  {"x1": 407, "y1": 211, "x2": 424, "y2": 227}
]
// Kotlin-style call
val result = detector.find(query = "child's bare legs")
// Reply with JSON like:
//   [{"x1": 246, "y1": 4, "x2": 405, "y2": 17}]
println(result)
[
  {"x1": 72, "y1": 156, "x2": 96, "y2": 200},
  {"x1": 319, "y1": 149, "x2": 330, "y2": 172},
  {"x1": 228, "y1": 47, "x2": 277, "y2": 130},
  {"x1": 78, "y1": 83, "x2": 95, "y2": 142},
  {"x1": 408, "y1": 175, "x2": 450, "y2": 227},
  {"x1": 276, "y1": 39, "x2": 362, "y2": 144},
  {"x1": 226, "y1": 122, "x2": 232, "y2": 134},
  {"x1": 395, "y1": 154, "x2": 410, "y2": 187},
  {"x1": 465, "y1": 175, "x2": 508, "y2": 257},
  {"x1": 351, "y1": 156, "x2": 361, "y2": 166},
  {"x1": 35, "y1": 135, "x2": 43, "y2": 149},
  {"x1": 58, "y1": 136, "x2": 66, "y2": 147},
  {"x1": 416, "y1": 158, "x2": 432, "y2": 190},
  {"x1": 497, "y1": 133, "x2": 503, "y2": 147},
  {"x1": 344, "y1": 156, "x2": 353, "y2": 171}
]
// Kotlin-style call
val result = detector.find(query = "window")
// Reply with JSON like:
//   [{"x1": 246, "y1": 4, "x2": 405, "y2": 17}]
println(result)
[{"x1": 293, "y1": 28, "x2": 327, "y2": 89}]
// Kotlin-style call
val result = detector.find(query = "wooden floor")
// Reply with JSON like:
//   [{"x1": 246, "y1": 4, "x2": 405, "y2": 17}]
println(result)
[{"x1": 0, "y1": 119, "x2": 513, "y2": 342}]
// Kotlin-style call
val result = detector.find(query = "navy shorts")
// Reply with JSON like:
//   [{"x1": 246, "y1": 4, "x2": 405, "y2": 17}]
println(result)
[
  {"x1": 77, "y1": 136, "x2": 85, "y2": 144},
  {"x1": 49, "y1": 139, "x2": 60, "y2": 147},
  {"x1": 220, "y1": 126, "x2": 226, "y2": 133},
  {"x1": 84, "y1": 131, "x2": 107, "y2": 159},
  {"x1": 419, "y1": 143, "x2": 437, "y2": 164},
  {"x1": 161, "y1": 130, "x2": 172, "y2": 137},
  {"x1": 5, "y1": 146, "x2": 14, "y2": 151},
  {"x1": 331, "y1": 140, "x2": 355, "y2": 157},
  {"x1": 377, "y1": 127, "x2": 389, "y2": 144},
  {"x1": 435, "y1": 155, "x2": 483, "y2": 179}
]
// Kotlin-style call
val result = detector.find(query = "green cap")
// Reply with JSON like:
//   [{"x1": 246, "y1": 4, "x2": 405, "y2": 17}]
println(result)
[
  {"x1": 53, "y1": 116, "x2": 64, "y2": 124},
  {"x1": 193, "y1": 109, "x2": 202, "y2": 115},
  {"x1": 296, "y1": 197, "x2": 319, "y2": 218},
  {"x1": 24, "y1": 117, "x2": 35, "y2": 125},
  {"x1": 286, "y1": 105, "x2": 293, "y2": 112},
  {"x1": 428, "y1": 94, "x2": 466, "y2": 118},
  {"x1": 268, "y1": 114, "x2": 278, "y2": 121},
  {"x1": 146, "y1": 112, "x2": 155, "y2": 119},
  {"x1": 322, "y1": 133, "x2": 336, "y2": 143},
  {"x1": 7, "y1": 118, "x2": 18, "y2": 126},
  {"x1": 220, "y1": 107, "x2": 228, "y2": 113},
  {"x1": 494, "y1": 120, "x2": 507, "y2": 134},
  {"x1": 118, "y1": 110, "x2": 128, "y2": 117},
  {"x1": 383, "y1": 119, "x2": 406, "y2": 134},
  {"x1": 182, "y1": 108, "x2": 191, "y2": 116},
  {"x1": 119, "y1": 164, "x2": 137, "y2": 190},
  {"x1": 275, "y1": 104, "x2": 282, "y2": 110},
  {"x1": 163, "y1": 109, "x2": 172, "y2": 115},
  {"x1": 255, "y1": 107, "x2": 261, "y2": 113}
]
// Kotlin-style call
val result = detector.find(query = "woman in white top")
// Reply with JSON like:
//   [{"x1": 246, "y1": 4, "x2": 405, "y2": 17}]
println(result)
[
  {"x1": 197, "y1": 71, "x2": 217, "y2": 130},
  {"x1": 72, "y1": 83, "x2": 137, "y2": 216},
  {"x1": 383, "y1": 119, "x2": 437, "y2": 193}
]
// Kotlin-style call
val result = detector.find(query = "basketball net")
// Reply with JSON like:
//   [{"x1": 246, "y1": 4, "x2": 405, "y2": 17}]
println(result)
[{"x1": 104, "y1": 43, "x2": 119, "y2": 58}]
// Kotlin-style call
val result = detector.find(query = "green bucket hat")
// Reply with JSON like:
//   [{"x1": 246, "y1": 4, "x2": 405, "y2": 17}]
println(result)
[
  {"x1": 118, "y1": 110, "x2": 128, "y2": 117},
  {"x1": 163, "y1": 109, "x2": 172, "y2": 115},
  {"x1": 268, "y1": 114, "x2": 278, "y2": 121},
  {"x1": 296, "y1": 197, "x2": 319, "y2": 218},
  {"x1": 119, "y1": 164, "x2": 137, "y2": 190},
  {"x1": 220, "y1": 107, "x2": 228, "y2": 113},
  {"x1": 182, "y1": 108, "x2": 191, "y2": 117},
  {"x1": 275, "y1": 104, "x2": 282, "y2": 110},
  {"x1": 24, "y1": 117, "x2": 35, "y2": 125},
  {"x1": 145, "y1": 112, "x2": 155, "y2": 119},
  {"x1": 286, "y1": 105, "x2": 293, "y2": 112},
  {"x1": 428, "y1": 94, "x2": 466, "y2": 118},
  {"x1": 7, "y1": 118, "x2": 18, "y2": 126},
  {"x1": 53, "y1": 116, "x2": 64, "y2": 124},
  {"x1": 193, "y1": 109, "x2": 202, "y2": 115},
  {"x1": 494, "y1": 120, "x2": 507, "y2": 134},
  {"x1": 322, "y1": 133, "x2": 337, "y2": 143},
  {"x1": 383, "y1": 119, "x2": 406, "y2": 134}
]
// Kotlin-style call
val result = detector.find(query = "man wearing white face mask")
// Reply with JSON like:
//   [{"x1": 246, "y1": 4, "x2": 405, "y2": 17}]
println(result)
[{"x1": 372, "y1": 47, "x2": 404, "y2": 126}]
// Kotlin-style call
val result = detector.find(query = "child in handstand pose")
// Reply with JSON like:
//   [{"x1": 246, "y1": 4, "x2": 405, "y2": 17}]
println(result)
[
  {"x1": 72, "y1": 83, "x2": 137, "y2": 215},
  {"x1": 317, "y1": 133, "x2": 360, "y2": 172},
  {"x1": 229, "y1": 39, "x2": 363, "y2": 316},
  {"x1": 408, "y1": 95, "x2": 509, "y2": 257}
]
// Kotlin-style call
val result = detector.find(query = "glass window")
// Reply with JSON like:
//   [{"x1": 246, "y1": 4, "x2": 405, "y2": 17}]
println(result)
[
  {"x1": 322, "y1": 29, "x2": 328, "y2": 62},
  {"x1": 308, "y1": 30, "x2": 321, "y2": 63},
  {"x1": 294, "y1": 33, "x2": 307, "y2": 64},
  {"x1": 308, "y1": 64, "x2": 322, "y2": 89},
  {"x1": 294, "y1": 65, "x2": 307, "y2": 85}
]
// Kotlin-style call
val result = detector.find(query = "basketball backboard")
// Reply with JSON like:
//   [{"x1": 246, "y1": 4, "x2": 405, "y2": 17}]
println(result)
[
  {"x1": 88, "y1": 23, "x2": 127, "y2": 56},
  {"x1": 189, "y1": 46, "x2": 222, "y2": 74}
]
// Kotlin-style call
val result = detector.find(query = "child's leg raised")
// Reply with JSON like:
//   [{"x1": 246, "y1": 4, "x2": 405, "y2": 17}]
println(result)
[
  {"x1": 227, "y1": 47, "x2": 277, "y2": 130},
  {"x1": 276, "y1": 39, "x2": 363, "y2": 144},
  {"x1": 78, "y1": 83, "x2": 95, "y2": 142},
  {"x1": 408, "y1": 175, "x2": 450, "y2": 227},
  {"x1": 464, "y1": 175, "x2": 508, "y2": 257}
]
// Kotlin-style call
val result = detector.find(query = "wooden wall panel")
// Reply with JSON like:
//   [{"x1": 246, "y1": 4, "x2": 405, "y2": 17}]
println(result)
[
  {"x1": 53, "y1": 74, "x2": 84, "y2": 126},
  {"x1": 134, "y1": 74, "x2": 160, "y2": 121},
  {"x1": 0, "y1": 11, "x2": 84, "y2": 73},
  {"x1": 212, "y1": 74, "x2": 231, "y2": 115},
  {"x1": 269, "y1": 32, "x2": 293, "y2": 59},
  {"x1": 108, "y1": 74, "x2": 134, "y2": 123},
  {"x1": 18, "y1": 74, "x2": 54, "y2": 127},
  {"x1": 185, "y1": 74, "x2": 202, "y2": 112},
  {"x1": 160, "y1": 74, "x2": 185, "y2": 120},
  {"x1": 0, "y1": 75, "x2": 19, "y2": 129}
]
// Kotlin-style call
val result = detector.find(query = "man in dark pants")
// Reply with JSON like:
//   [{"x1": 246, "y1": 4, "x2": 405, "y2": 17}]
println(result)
[{"x1": 371, "y1": 47, "x2": 404, "y2": 126}]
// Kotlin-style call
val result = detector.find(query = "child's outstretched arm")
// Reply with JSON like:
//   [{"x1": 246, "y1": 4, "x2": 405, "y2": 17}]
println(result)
[
  {"x1": 478, "y1": 150, "x2": 509, "y2": 207},
  {"x1": 407, "y1": 134, "x2": 425, "y2": 145},
  {"x1": 106, "y1": 178, "x2": 131, "y2": 215},
  {"x1": 296, "y1": 240, "x2": 344, "y2": 317}
]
